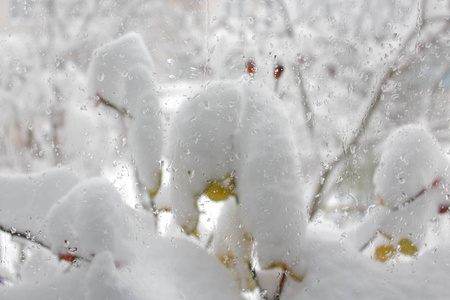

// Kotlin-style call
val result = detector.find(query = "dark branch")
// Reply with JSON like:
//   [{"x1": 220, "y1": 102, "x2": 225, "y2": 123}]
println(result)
[
  {"x1": 0, "y1": 224, "x2": 89, "y2": 263},
  {"x1": 95, "y1": 93, "x2": 134, "y2": 120}
]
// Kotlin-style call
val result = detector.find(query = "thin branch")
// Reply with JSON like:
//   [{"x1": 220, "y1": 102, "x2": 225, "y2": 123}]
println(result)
[
  {"x1": 392, "y1": 178, "x2": 440, "y2": 212},
  {"x1": 359, "y1": 178, "x2": 440, "y2": 252},
  {"x1": 248, "y1": 262, "x2": 268, "y2": 300},
  {"x1": 274, "y1": 271, "x2": 287, "y2": 300},
  {"x1": 0, "y1": 224, "x2": 89, "y2": 263},
  {"x1": 95, "y1": 93, "x2": 134, "y2": 119},
  {"x1": 0, "y1": 224, "x2": 50, "y2": 251}
]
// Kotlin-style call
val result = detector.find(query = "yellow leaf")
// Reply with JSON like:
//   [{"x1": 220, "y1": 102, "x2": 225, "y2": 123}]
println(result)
[
  {"x1": 398, "y1": 238, "x2": 418, "y2": 256},
  {"x1": 374, "y1": 244, "x2": 396, "y2": 262},
  {"x1": 204, "y1": 175, "x2": 235, "y2": 201}
]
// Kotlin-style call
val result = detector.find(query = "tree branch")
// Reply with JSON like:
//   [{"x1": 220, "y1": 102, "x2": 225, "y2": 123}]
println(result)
[
  {"x1": 0, "y1": 224, "x2": 50, "y2": 251},
  {"x1": 95, "y1": 93, "x2": 134, "y2": 120},
  {"x1": 0, "y1": 224, "x2": 89, "y2": 264}
]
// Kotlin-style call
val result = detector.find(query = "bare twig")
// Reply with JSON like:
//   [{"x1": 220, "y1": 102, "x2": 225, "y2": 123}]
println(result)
[
  {"x1": 274, "y1": 271, "x2": 287, "y2": 300},
  {"x1": 95, "y1": 93, "x2": 134, "y2": 119},
  {"x1": 0, "y1": 224, "x2": 50, "y2": 251},
  {"x1": 0, "y1": 224, "x2": 89, "y2": 263},
  {"x1": 359, "y1": 178, "x2": 440, "y2": 252}
]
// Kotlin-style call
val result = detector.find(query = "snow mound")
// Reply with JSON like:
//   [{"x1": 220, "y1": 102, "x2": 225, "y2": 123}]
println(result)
[
  {"x1": 373, "y1": 124, "x2": 450, "y2": 247},
  {"x1": 0, "y1": 168, "x2": 79, "y2": 238},
  {"x1": 44, "y1": 177, "x2": 154, "y2": 265},
  {"x1": 167, "y1": 78, "x2": 306, "y2": 277},
  {"x1": 88, "y1": 32, "x2": 162, "y2": 194},
  {"x1": 374, "y1": 124, "x2": 449, "y2": 208}
]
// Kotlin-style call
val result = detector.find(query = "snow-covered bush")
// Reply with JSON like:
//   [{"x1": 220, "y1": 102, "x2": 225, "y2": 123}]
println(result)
[
  {"x1": 166, "y1": 78, "x2": 306, "y2": 280},
  {"x1": 1, "y1": 0, "x2": 450, "y2": 299},
  {"x1": 368, "y1": 125, "x2": 450, "y2": 261}
]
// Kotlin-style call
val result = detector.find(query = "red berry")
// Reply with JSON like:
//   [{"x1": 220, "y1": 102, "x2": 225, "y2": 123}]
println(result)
[
  {"x1": 439, "y1": 204, "x2": 449, "y2": 214},
  {"x1": 60, "y1": 253, "x2": 76, "y2": 262},
  {"x1": 432, "y1": 178, "x2": 440, "y2": 187},
  {"x1": 246, "y1": 60, "x2": 256, "y2": 74},
  {"x1": 274, "y1": 65, "x2": 284, "y2": 79}
]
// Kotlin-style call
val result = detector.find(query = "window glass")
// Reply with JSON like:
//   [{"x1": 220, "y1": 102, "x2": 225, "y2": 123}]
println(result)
[{"x1": 0, "y1": 1, "x2": 449, "y2": 299}]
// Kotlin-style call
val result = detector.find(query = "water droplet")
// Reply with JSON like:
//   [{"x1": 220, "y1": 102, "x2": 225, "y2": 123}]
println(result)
[
  {"x1": 68, "y1": 247, "x2": 78, "y2": 254},
  {"x1": 97, "y1": 73, "x2": 105, "y2": 82}
]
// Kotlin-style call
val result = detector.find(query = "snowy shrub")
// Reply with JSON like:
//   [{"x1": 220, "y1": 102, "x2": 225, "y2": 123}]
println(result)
[{"x1": 1, "y1": 1, "x2": 450, "y2": 299}]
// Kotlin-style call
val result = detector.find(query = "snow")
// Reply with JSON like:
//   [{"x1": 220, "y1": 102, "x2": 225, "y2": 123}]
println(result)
[
  {"x1": 2, "y1": 3, "x2": 450, "y2": 298},
  {"x1": 1, "y1": 176, "x2": 244, "y2": 299},
  {"x1": 167, "y1": 80, "x2": 241, "y2": 233},
  {"x1": 373, "y1": 125, "x2": 450, "y2": 247},
  {"x1": 44, "y1": 177, "x2": 153, "y2": 265},
  {"x1": 0, "y1": 168, "x2": 79, "y2": 237},
  {"x1": 88, "y1": 32, "x2": 163, "y2": 194},
  {"x1": 280, "y1": 221, "x2": 450, "y2": 300},
  {"x1": 166, "y1": 77, "x2": 306, "y2": 277},
  {"x1": 374, "y1": 124, "x2": 449, "y2": 209},
  {"x1": 211, "y1": 199, "x2": 254, "y2": 291},
  {"x1": 236, "y1": 81, "x2": 307, "y2": 277},
  {"x1": 121, "y1": 236, "x2": 244, "y2": 300}
]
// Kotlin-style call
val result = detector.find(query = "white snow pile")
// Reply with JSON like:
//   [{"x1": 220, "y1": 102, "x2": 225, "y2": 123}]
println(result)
[
  {"x1": 282, "y1": 222, "x2": 450, "y2": 300},
  {"x1": 0, "y1": 174, "x2": 243, "y2": 300},
  {"x1": 44, "y1": 177, "x2": 150, "y2": 265},
  {"x1": 88, "y1": 32, "x2": 162, "y2": 195},
  {"x1": 0, "y1": 168, "x2": 79, "y2": 239},
  {"x1": 166, "y1": 78, "x2": 307, "y2": 278},
  {"x1": 371, "y1": 124, "x2": 450, "y2": 248}
]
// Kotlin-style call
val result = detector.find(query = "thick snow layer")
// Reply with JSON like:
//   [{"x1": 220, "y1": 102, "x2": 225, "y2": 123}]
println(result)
[
  {"x1": 88, "y1": 32, "x2": 162, "y2": 193},
  {"x1": 373, "y1": 125, "x2": 450, "y2": 246},
  {"x1": 280, "y1": 221, "x2": 450, "y2": 300},
  {"x1": 1, "y1": 238, "x2": 243, "y2": 300},
  {"x1": 235, "y1": 81, "x2": 306, "y2": 276},
  {"x1": 0, "y1": 168, "x2": 79, "y2": 237},
  {"x1": 19, "y1": 248, "x2": 68, "y2": 284},
  {"x1": 88, "y1": 32, "x2": 154, "y2": 114},
  {"x1": 1, "y1": 174, "x2": 242, "y2": 300},
  {"x1": 44, "y1": 177, "x2": 154, "y2": 265},
  {"x1": 85, "y1": 252, "x2": 139, "y2": 300},
  {"x1": 167, "y1": 78, "x2": 306, "y2": 276},
  {"x1": 374, "y1": 124, "x2": 449, "y2": 208},
  {"x1": 121, "y1": 236, "x2": 244, "y2": 300},
  {"x1": 167, "y1": 80, "x2": 241, "y2": 232},
  {"x1": 211, "y1": 199, "x2": 254, "y2": 290},
  {"x1": 0, "y1": 264, "x2": 86, "y2": 300}
]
